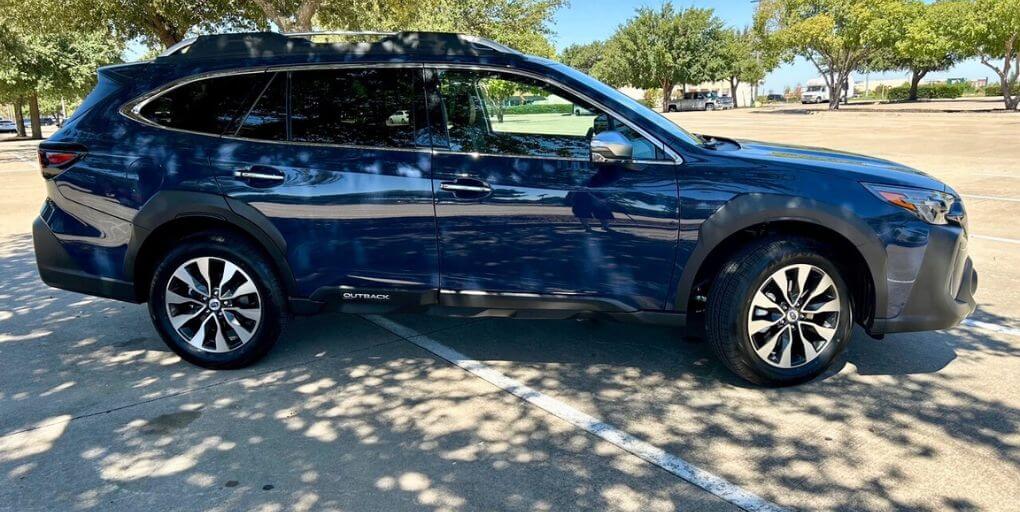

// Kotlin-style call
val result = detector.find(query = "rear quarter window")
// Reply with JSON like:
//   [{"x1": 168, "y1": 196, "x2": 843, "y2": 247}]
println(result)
[{"x1": 139, "y1": 72, "x2": 269, "y2": 135}]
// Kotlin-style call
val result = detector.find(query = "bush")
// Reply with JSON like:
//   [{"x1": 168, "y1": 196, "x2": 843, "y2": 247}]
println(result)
[
  {"x1": 503, "y1": 103, "x2": 573, "y2": 115},
  {"x1": 887, "y1": 83, "x2": 967, "y2": 101},
  {"x1": 984, "y1": 84, "x2": 1020, "y2": 97}
]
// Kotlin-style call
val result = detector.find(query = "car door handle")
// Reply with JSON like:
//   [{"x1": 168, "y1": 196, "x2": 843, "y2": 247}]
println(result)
[
  {"x1": 234, "y1": 166, "x2": 285, "y2": 183},
  {"x1": 440, "y1": 179, "x2": 492, "y2": 197},
  {"x1": 440, "y1": 182, "x2": 490, "y2": 193}
]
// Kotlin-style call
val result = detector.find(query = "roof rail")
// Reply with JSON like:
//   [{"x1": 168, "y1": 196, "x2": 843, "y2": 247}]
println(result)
[
  {"x1": 155, "y1": 31, "x2": 522, "y2": 61},
  {"x1": 283, "y1": 30, "x2": 398, "y2": 38}
]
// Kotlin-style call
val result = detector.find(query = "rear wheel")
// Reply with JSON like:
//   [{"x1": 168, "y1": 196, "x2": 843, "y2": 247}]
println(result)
[
  {"x1": 705, "y1": 237, "x2": 853, "y2": 386},
  {"x1": 668, "y1": 105, "x2": 678, "y2": 112},
  {"x1": 148, "y1": 231, "x2": 286, "y2": 369}
]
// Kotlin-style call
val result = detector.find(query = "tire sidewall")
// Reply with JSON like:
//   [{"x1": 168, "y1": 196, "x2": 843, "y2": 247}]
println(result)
[
  {"x1": 148, "y1": 235, "x2": 284, "y2": 369},
  {"x1": 734, "y1": 251, "x2": 853, "y2": 384}
]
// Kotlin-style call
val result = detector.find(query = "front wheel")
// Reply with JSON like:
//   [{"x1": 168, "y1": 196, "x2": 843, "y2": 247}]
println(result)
[
  {"x1": 148, "y1": 231, "x2": 287, "y2": 369},
  {"x1": 705, "y1": 238, "x2": 853, "y2": 386}
]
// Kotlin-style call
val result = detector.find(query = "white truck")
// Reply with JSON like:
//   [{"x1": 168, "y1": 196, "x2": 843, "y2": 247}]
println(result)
[{"x1": 801, "y1": 77, "x2": 855, "y2": 104}]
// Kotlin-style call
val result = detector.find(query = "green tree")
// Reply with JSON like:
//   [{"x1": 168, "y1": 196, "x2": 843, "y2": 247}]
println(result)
[
  {"x1": 0, "y1": 8, "x2": 123, "y2": 138},
  {"x1": 866, "y1": 0, "x2": 973, "y2": 101},
  {"x1": 960, "y1": 0, "x2": 1020, "y2": 110},
  {"x1": 714, "y1": 28, "x2": 769, "y2": 108},
  {"x1": 261, "y1": 0, "x2": 565, "y2": 57},
  {"x1": 13, "y1": 0, "x2": 262, "y2": 48},
  {"x1": 755, "y1": 0, "x2": 912, "y2": 110},
  {"x1": 592, "y1": 3, "x2": 725, "y2": 112},
  {"x1": 560, "y1": 40, "x2": 607, "y2": 74}
]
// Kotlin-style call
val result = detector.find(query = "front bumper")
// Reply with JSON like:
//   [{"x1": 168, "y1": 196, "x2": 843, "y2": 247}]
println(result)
[{"x1": 868, "y1": 224, "x2": 977, "y2": 335}]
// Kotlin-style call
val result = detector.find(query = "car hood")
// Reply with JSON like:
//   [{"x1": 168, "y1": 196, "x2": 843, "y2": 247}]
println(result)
[{"x1": 725, "y1": 139, "x2": 949, "y2": 192}]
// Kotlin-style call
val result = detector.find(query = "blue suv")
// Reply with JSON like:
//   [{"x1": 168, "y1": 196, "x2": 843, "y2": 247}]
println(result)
[{"x1": 33, "y1": 32, "x2": 977, "y2": 385}]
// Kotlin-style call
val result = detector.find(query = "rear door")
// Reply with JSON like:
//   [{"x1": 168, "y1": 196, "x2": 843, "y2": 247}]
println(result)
[
  {"x1": 426, "y1": 67, "x2": 680, "y2": 311},
  {"x1": 212, "y1": 65, "x2": 438, "y2": 301}
]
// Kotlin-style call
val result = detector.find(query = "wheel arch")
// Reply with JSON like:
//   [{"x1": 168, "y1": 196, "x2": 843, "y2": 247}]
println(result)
[
  {"x1": 126, "y1": 191, "x2": 296, "y2": 303},
  {"x1": 673, "y1": 194, "x2": 885, "y2": 331}
]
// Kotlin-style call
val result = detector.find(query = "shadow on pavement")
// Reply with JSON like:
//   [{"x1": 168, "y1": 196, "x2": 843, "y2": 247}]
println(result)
[{"x1": 1, "y1": 232, "x2": 1018, "y2": 511}]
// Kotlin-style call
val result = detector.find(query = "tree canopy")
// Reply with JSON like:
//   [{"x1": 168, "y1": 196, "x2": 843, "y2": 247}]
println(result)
[
  {"x1": 961, "y1": 0, "x2": 1020, "y2": 110},
  {"x1": 864, "y1": 0, "x2": 973, "y2": 100},
  {"x1": 559, "y1": 41, "x2": 607, "y2": 74},
  {"x1": 713, "y1": 28, "x2": 770, "y2": 107},
  {"x1": 755, "y1": 0, "x2": 912, "y2": 109},
  {"x1": 592, "y1": 3, "x2": 725, "y2": 112}
]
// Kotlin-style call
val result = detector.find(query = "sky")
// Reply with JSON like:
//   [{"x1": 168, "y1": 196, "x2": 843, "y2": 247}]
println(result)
[{"x1": 550, "y1": 0, "x2": 995, "y2": 93}]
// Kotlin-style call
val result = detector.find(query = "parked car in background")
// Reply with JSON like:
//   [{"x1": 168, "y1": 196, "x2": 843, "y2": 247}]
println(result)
[
  {"x1": 0, "y1": 119, "x2": 18, "y2": 133},
  {"x1": 573, "y1": 105, "x2": 595, "y2": 116},
  {"x1": 667, "y1": 92, "x2": 732, "y2": 112},
  {"x1": 34, "y1": 31, "x2": 976, "y2": 386},
  {"x1": 766, "y1": 94, "x2": 786, "y2": 103},
  {"x1": 802, "y1": 77, "x2": 856, "y2": 104}
]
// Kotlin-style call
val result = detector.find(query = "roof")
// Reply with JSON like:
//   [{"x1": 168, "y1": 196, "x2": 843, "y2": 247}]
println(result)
[{"x1": 157, "y1": 31, "x2": 523, "y2": 62}]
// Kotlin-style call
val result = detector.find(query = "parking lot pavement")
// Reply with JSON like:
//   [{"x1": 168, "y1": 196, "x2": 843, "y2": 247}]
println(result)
[
  {"x1": 3, "y1": 110, "x2": 1020, "y2": 511},
  {"x1": 0, "y1": 235, "x2": 741, "y2": 512}
]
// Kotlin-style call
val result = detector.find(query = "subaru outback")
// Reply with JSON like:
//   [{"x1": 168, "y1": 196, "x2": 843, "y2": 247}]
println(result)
[{"x1": 33, "y1": 31, "x2": 977, "y2": 386}]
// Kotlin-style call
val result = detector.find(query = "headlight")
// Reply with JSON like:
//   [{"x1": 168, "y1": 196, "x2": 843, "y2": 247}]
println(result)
[{"x1": 863, "y1": 183, "x2": 957, "y2": 225}]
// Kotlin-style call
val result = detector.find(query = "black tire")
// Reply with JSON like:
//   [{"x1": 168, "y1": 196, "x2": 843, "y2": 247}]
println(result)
[
  {"x1": 705, "y1": 237, "x2": 853, "y2": 386},
  {"x1": 148, "y1": 231, "x2": 287, "y2": 369},
  {"x1": 668, "y1": 105, "x2": 678, "y2": 112}
]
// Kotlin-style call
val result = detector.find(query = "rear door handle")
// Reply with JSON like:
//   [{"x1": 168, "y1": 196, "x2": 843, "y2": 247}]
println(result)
[{"x1": 440, "y1": 178, "x2": 492, "y2": 197}]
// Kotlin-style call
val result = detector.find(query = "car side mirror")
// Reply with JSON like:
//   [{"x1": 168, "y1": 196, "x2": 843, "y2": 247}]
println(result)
[{"x1": 590, "y1": 130, "x2": 633, "y2": 162}]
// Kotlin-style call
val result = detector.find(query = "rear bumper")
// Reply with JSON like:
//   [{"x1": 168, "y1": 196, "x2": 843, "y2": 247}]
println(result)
[
  {"x1": 33, "y1": 216, "x2": 139, "y2": 303},
  {"x1": 868, "y1": 224, "x2": 977, "y2": 335}
]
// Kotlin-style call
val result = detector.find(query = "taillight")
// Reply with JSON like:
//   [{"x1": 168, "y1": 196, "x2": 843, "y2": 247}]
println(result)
[{"x1": 38, "y1": 148, "x2": 85, "y2": 179}]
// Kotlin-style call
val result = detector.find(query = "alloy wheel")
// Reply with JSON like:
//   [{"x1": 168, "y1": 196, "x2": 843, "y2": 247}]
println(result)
[
  {"x1": 164, "y1": 256, "x2": 262, "y2": 353},
  {"x1": 746, "y1": 264, "x2": 840, "y2": 369}
]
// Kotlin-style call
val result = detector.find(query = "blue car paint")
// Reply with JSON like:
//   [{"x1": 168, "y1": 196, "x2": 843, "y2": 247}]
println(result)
[{"x1": 35, "y1": 38, "x2": 975, "y2": 336}]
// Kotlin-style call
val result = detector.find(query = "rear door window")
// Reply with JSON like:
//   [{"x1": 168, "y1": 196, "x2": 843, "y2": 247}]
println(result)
[
  {"x1": 235, "y1": 72, "x2": 288, "y2": 141},
  {"x1": 289, "y1": 67, "x2": 426, "y2": 148},
  {"x1": 139, "y1": 72, "x2": 269, "y2": 135}
]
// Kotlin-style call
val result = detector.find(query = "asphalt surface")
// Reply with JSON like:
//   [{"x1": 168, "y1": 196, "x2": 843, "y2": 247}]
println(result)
[{"x1": 2, "y1": 112, "x2": 1019, "y2": 511}]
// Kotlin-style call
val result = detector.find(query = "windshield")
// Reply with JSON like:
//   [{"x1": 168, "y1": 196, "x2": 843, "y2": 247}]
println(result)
[
  {"x1": 551, "y1": 63, "x2": 704, "y2": 147},
  {"x1": 806, "y1": 85, "x2": 825, "y2": 92}
]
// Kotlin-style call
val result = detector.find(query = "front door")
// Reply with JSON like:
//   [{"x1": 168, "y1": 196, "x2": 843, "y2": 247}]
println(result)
[
  {"x1": 213, "y1": 66, "x2": 438, "y2": 300},
  {"x1": 428, "y1": 68, "x2": 680, "y2": 311}
]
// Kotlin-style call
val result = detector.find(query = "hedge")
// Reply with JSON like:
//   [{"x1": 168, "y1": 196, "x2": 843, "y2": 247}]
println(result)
[
  {"x1": 503, "y1": 103, "x2": 574, "y2": 115},
  {"x1": 983, "y1": 84, "x2": 1020, "y2": 97},
  {"x1": 887, "y1": 83, "x2": 966, "y2": 101}
]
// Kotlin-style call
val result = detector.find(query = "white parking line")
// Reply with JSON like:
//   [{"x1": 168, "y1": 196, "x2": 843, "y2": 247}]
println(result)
[
  {"x1": 962, "y1": 194, "x2": 1020, "y2": 203},
  {"x1": 971, "y1": 234, "x2": 1020, "y2": 245},
  {"x1": 960, "y1": 319, "x2": 1020, "y2": 337},
  {"x1": 364, "y1": 315, "x2": 788, "y2": 512}
]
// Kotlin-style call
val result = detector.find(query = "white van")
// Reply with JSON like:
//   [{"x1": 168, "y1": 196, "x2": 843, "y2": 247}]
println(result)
[{"x1": 802, "y1": 77, "x2": 855, "y2": 104}]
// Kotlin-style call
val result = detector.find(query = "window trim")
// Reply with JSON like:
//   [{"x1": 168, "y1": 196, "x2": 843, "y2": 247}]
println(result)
[{"x1": 120, "y1": 62, "x2": 681, "y2": 164}]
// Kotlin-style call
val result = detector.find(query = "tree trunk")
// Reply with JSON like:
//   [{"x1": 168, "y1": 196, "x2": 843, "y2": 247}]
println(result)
[
  {"x1": 13, "y1": 97, "x2": 26, "y2": 137},
  {"x1": 29, "y1": 92, "x2": 42, "y2": 139},
  {"x1": 827, "y1": 71, "x2": 841, "y2": 111},
  {"x1": 908, "y1": 69, "x2": 928, "y2": 101},
  {"x1": 661, "y1": 82, "x2": 674, "y2": 113}
]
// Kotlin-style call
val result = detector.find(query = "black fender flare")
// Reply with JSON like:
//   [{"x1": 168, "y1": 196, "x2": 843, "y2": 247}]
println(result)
[
  {"x1": 125, "y1": 190, "x2": 296, "y2": 297},
  {"x1": 672, "y1": 193, "x2": 887, "y2": 319}
]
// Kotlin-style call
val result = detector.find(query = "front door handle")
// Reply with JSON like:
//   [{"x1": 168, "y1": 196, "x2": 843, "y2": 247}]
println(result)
[
  {"x1": 233, "y1": 165, "x2": 285, "y2": 186},
  {"x1": 440, "y1": 178, "x2": 492, "y2": 198}
]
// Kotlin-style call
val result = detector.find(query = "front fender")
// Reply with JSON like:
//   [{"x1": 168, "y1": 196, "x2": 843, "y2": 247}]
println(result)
[{"x1": 671, "y1": 193, "x2": 887, "y2": 320}]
